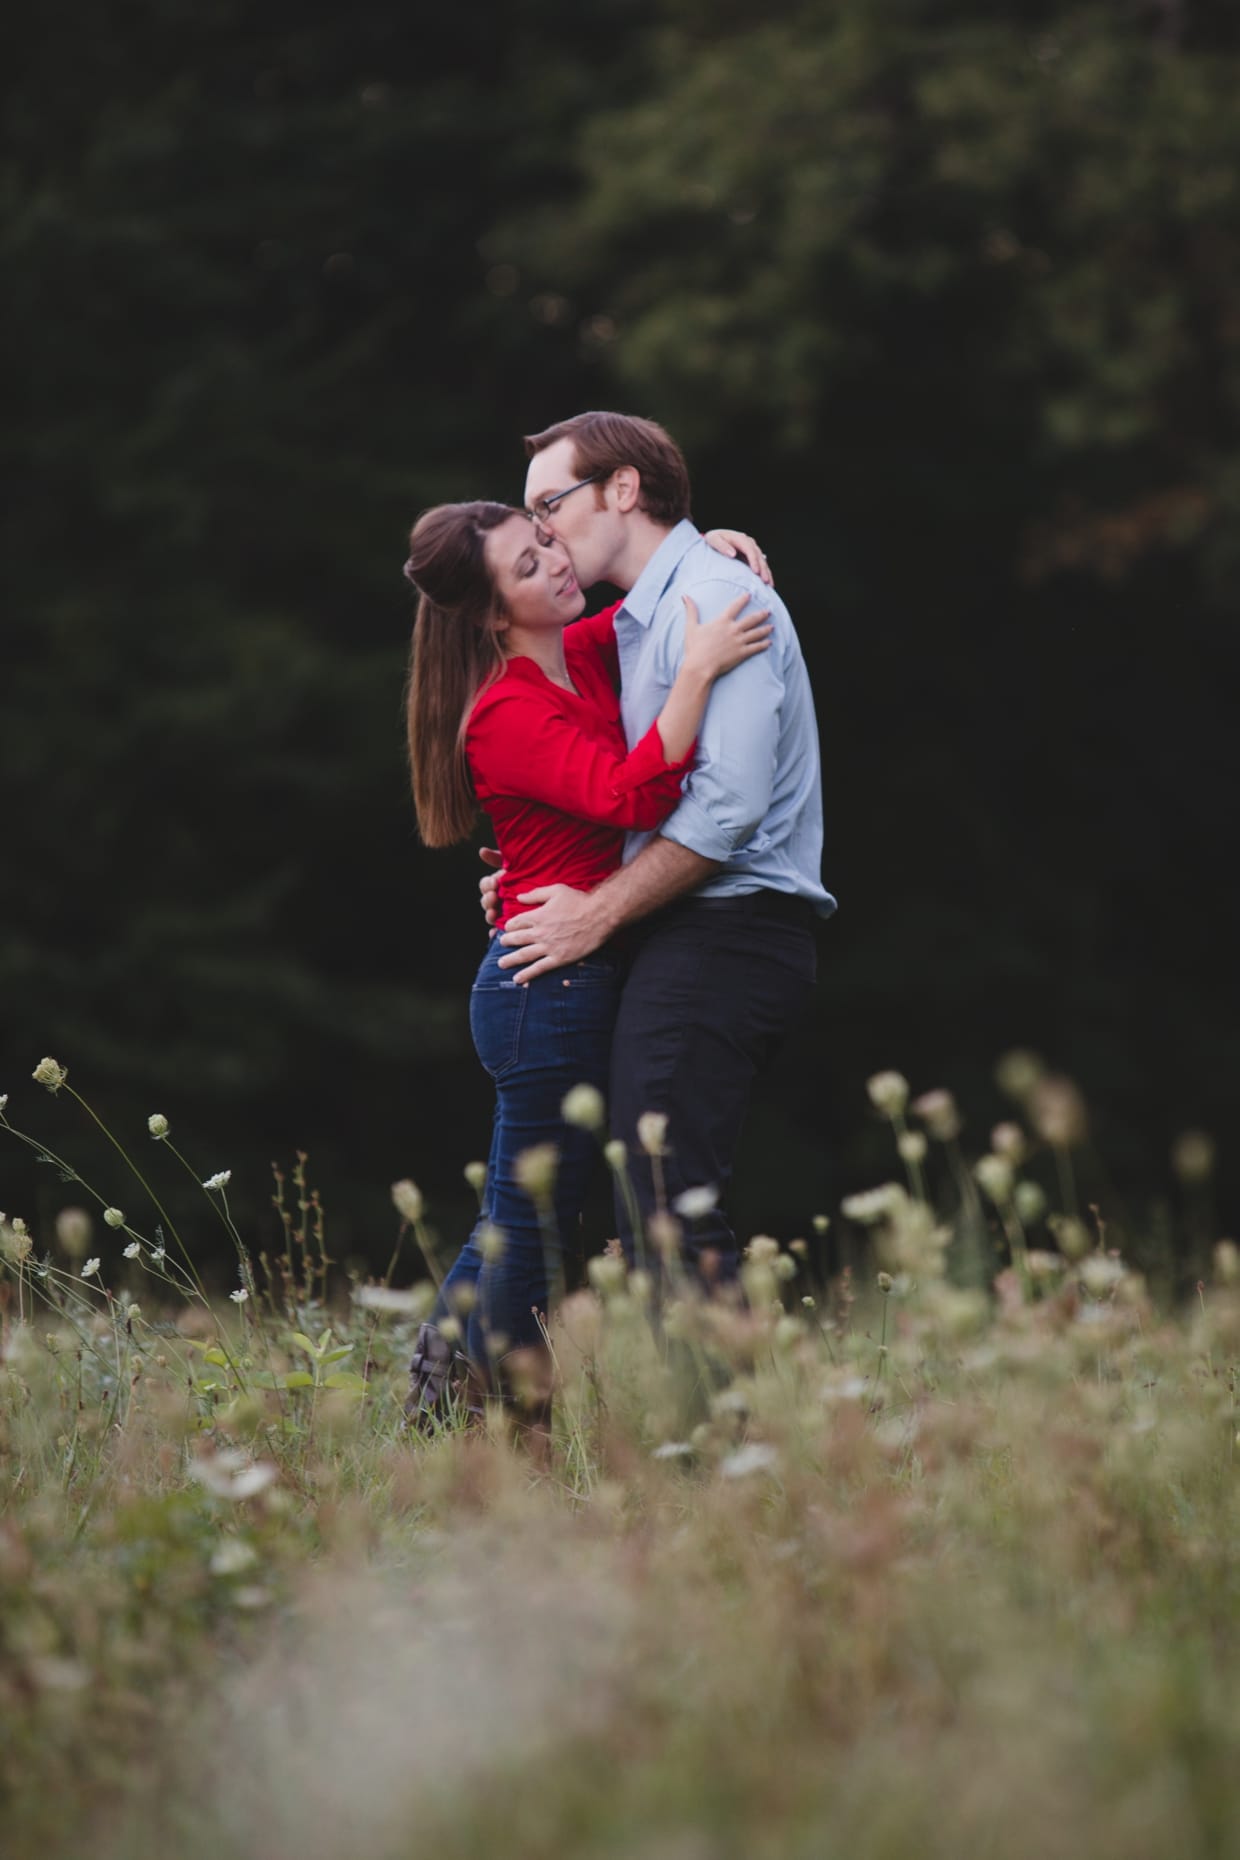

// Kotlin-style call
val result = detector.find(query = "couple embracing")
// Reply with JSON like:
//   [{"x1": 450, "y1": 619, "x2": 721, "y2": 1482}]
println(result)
[{"x1": 403, "y1": 411, "x2": 836, "y2": 1434}]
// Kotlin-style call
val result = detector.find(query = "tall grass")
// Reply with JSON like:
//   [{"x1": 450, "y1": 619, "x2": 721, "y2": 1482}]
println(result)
[{"x1": 1, "y1": 1058, "x2": 1235, "y2": 1860}]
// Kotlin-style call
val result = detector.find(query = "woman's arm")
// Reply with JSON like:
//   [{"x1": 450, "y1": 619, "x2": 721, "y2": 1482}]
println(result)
[
  {"x1": 653, "y1": 593, "x2": 772, "y2": 762},
  {"x1": 467, "y1": 596, "x2": 769, "y2": 831}
]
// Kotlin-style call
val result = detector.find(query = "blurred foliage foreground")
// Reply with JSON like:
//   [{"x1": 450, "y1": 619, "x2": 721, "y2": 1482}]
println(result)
[{"x1": 2, "y1": 1059, "x2": 1239, "y2": 1860}]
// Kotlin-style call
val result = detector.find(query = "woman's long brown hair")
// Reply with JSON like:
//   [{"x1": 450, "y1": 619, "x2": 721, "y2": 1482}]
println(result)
[{"x1": 403, "y1": 501, "x2": 515, "y2": 846}]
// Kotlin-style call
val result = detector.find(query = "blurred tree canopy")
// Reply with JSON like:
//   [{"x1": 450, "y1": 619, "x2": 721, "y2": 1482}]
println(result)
[{"x1": 4, "y1": 0, "x2": 1237, "y2": 1268}]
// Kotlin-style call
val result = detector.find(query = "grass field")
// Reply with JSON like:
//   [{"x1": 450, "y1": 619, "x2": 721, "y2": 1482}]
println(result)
[{"x1": 2, "y1": 1061, "x2": 1236, "y2": 1860}]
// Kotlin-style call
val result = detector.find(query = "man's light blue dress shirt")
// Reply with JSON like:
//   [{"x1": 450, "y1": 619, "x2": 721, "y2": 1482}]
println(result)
[{"x1": 614, "y1": 520, "x2": 837, "y2": 916}]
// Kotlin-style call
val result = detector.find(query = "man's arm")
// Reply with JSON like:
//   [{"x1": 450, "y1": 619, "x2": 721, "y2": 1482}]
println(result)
[{"x1": 497, "y1": 838, "x2": 720, "y2": 983}]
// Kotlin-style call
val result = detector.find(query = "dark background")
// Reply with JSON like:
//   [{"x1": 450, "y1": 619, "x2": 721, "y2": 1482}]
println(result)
[{"x1": 4, "y1": 0, "x2": 1237, "y2": 1284}]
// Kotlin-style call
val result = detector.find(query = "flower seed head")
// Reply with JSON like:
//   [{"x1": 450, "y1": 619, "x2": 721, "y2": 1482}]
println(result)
[
  {"x1": 514, "y1": 1143, "x2": 559, "y2": 1202},
  {"x1": 636, "y1": 1111, "x2": 669, "y2": 1156},
  {"x1": 995, "y1": 1048, "x2": 1045, "y2": 1101},
  {"x1": 1213, "y1": 1240, "x2": 1240, "y2": 1286},
  {"x1": 587, "y1": 1254, "x2": 627, "y2": 1296},
  {"x1": 866, "y1": 1070, "x2": 909, "y2": 1118},
  {"x1": 897, "y1": 1130, "x2": 927, "y2": 1164},
  {"x1": 1171, "y1": 1130, "x2": 1215, "y2": 1186},
  {"x1": 1048, "y1": 1214, "x2": 1090, "y2": 1261},
  {"x1": 876, "y1": 1271, "x2": 894, "y2": 1293},
  {"x1": 561, "y1": 1083, "x2": 605, "y2": 1132},
  {"x1": 56, "y1": 1206, "x2": 93, "y2": 1256},
  {"x1": 390, "y1": 1179, "x2": 424, "y2": 1224},
  {"x1": 478, "y1": 1221, "x2": 506, "y2": 1264},
  {"x1": 102, "y1": 1208, "x2": 125, "y2": 1230},
  {"x1": 648, "y1": 1212, "x2": 681, "y2": 1258},
  {"x1": 911, "y1": 1089, "x2": 961, "y2": 1142},
  {"x1": 841, "y1": 1183, "x2": 908, "y2": 1225},
  {"x1": 674, "y1": 1185, "x2": 718, "y2": 1221},
  {"x1": 1014, "y1": 1180, "x2": 1047, "y2": 1225},
  {"x1": 33, "y1": 1057, "x2": 67, "y2": 1093},
  {"x1": 1028, "y1": 1075, "x2": 1088, "y2": 1148},
  {"x1": 463, "y1": 1160, "x2": 487, "y2": 1194},
  {"x1": 603, "y1": 1138, "x2": 627, "y2": 1171},
  {"x1": 812, "y1": 1214, "x2": 830, "y2": 1234},
  {"x1": 974, "y1": 1154, "x2": 1014, "y2": 1203},
  {"x1": 147, "y1": 1113, "x2": 170, "y2": 1140}
]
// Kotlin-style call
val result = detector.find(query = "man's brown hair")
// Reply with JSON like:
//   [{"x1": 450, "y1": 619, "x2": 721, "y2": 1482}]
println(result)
[{"x1": 524, "y1": 411, "x2": 691, "y2": 527}]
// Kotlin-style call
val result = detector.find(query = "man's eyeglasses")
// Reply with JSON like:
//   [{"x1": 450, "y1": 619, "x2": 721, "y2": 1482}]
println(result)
[{"x1": 527, "y1": 475, "x2": 602, "y2": 526}]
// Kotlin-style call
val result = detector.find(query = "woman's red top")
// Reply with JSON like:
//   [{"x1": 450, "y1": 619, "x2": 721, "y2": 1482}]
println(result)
[{"x1": 465, "y1": 603, "x2": 693, "y2": 927}]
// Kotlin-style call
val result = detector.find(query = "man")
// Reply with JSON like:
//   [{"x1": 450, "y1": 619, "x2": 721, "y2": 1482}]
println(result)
[{"x1": 492, "y1": 411, "x2": 836, "y2": 1280}]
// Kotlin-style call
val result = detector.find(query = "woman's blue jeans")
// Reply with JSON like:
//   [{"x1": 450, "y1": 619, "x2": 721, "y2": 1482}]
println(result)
[{"x1": 434, "y1": 937, "x2": 619, "y2": 1370}]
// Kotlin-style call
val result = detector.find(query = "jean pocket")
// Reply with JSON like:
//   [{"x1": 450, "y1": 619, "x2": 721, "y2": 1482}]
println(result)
[{"x1": 470, "y1": 977, "x2": 529, "y2": 1080}]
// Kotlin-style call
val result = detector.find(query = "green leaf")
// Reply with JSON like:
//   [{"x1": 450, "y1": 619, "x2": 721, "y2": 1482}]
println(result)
[
  {"x1": 290, "y1": 1333, "x2": 318, "y2": 1356},
  {"x1": 282, "y1": 1371, "x2": 315, "y2": 1390},
  {"x1": 320, "y1": 1346, "x2": 353, "y2": 1365},
  {"x1": 323, "y1": 1372, "x2": 366, "y2": 1394},
  {"x1": 202, "y1": 1347, "x2": 231, "y2": 1368}
]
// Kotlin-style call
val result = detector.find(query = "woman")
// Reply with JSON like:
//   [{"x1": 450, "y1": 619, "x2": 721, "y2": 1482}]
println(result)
[{"x1": 402, "y1": 501, "x2": 771, "y2": 1432}]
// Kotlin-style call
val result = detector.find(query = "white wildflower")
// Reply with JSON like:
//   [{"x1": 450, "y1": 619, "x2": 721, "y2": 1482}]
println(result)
[
  {"x1": 841, "y1": 1183, "x2": 908, "y2": 1225},
  {"x1": 561, "y1": 1082, "x2": 605, "y2": 1131},
  {"x1": 32, "y1": 1057, "x2": 67, "y2": 1093},
  {"x1": 673, "y1": 1185, "x2": 718, "y2": 1220},
  {"x1": 720, "y1": 1442, "x2": 780, "y2": 1480},
  {"x1": 353, "y1": 1282, "x2": 435, "y2": 1317},
  {"x1": 203, "y1": 1171, "x2": 232, "y2": 1192},
  {"x1": 188, "y1": 1450, "x2": 278, "y2": 1501},
  {"x1": 652, "y1": 1441, "x2": 694, "y2": 1460},
  {"x1": 123, "y1": 1242, "x2": 141, "y2": 1260},
  {"x1": 229, "y1": 1289, "x2": 249, "y2": 1305},
  {"x1": 1080, "y1": 1253, "x2": 1124, "y2": 1298},
  {"x1": 866, "y1": 1070, "x2": 909, "y2": 1117},
  {"x1": 210, "y1": 1538, "x2": 259, "y2": 1577},
  {"x1": 80, "y1": 1258, "x2": 101, "y2": 1280},
  {"x1": 390, "y1": 1178, "x2": 424, "y2": 1223}
]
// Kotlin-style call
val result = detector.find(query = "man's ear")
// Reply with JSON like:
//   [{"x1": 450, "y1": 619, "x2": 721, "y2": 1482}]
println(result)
[{"x1": 612, "y1": 465, "x2": 641, "y2": 513}]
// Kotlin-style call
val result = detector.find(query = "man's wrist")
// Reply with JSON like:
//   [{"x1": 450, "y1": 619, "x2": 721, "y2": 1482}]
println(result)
[{"x1": 587, "y1": 884, "x2": 625, "y2": 943}]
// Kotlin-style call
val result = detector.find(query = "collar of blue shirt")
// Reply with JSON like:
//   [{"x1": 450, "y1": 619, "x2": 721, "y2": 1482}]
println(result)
[{"x1": 617, "y1": 519, "x2": 701, "y2": 629}]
